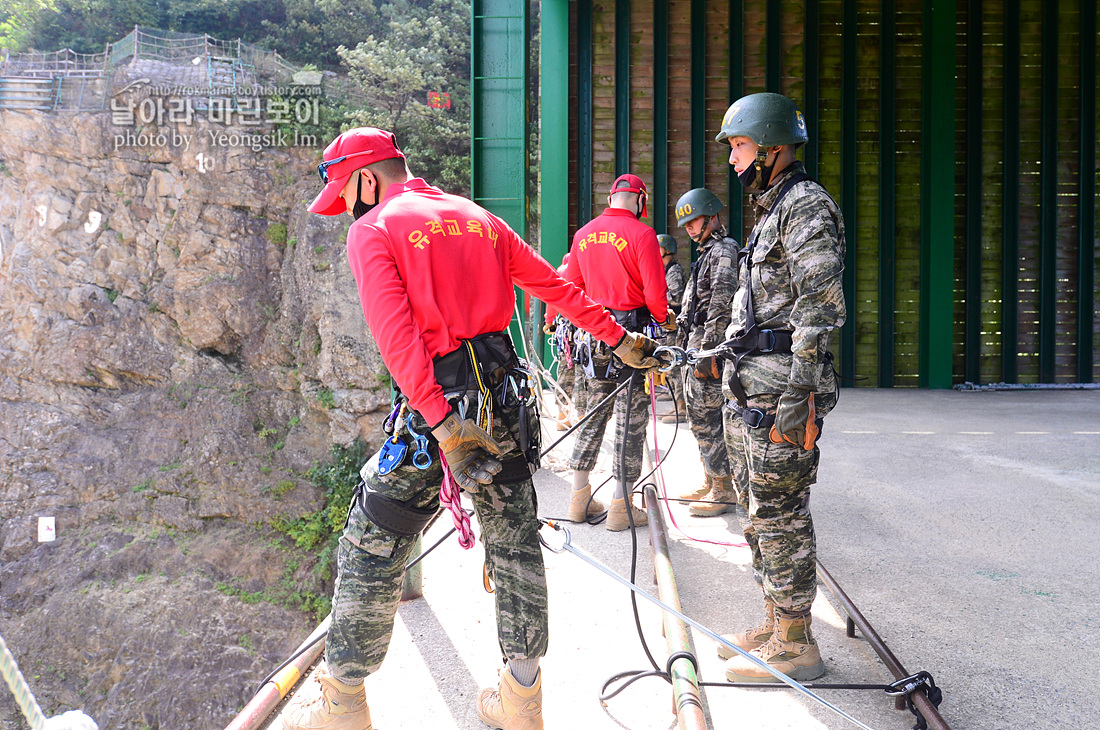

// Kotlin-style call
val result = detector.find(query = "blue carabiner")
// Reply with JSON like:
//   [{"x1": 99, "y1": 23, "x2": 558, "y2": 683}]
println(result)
[{"x1": 405, "y1": 419, "x2": 433, "y2": 470}]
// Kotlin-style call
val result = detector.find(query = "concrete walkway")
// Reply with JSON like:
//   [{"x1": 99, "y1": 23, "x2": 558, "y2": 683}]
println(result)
[{"x1": 269, "y1": 388, "x2": 1100, "y2": 730}]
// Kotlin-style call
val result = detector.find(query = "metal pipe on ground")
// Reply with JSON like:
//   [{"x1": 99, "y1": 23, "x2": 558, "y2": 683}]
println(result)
[
  {"x1": 816, "y1": 560, "x2": 951, "y2": 730},
  {"x1": 224, "y1": 616, "x2": 330, "y2": 730},
  {"x1": 643, "y1": 484, "x2": 709, "y2": 730}
]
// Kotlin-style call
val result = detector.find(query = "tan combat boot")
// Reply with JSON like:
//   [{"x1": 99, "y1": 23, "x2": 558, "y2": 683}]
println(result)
[
  {"x1": 477, "y1": 666, "x2": 543, "y2": 730},
  {"x1": 281, "y1": 663, "x2": 371, "y2": 730},
  {"x1": 677, "y1": 474, "x2": 712, "y2": 505},
  {"x1": 717, "y1": 597, "x2": 775, "y2": 659},
  {"x1": 724, "y1": 611, "x2": 825, "y2": 682},
  {"x1": 688, "y1": 475, "x2": 735, "y2": 517},
  {"x1": 565, "y1": 483, "x2": 607, "y2": 522},
  {"x1": 606, "y1": 496, "x2": 648, "y2": 531}
]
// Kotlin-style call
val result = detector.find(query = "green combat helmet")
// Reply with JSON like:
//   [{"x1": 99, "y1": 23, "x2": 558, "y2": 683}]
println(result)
[
  {"x1": 656, "y1": 233, "x2": 678, "y2": 255},
  {"x1": 715, "y1": 92, "x2": 808, "y2": 147},
  {"x1": 674, "y1": 188, "x2": 723, "y2": 227}
]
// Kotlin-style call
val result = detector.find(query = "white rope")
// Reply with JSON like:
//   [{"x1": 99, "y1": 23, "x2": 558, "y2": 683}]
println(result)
[{"x1": 0, "y1": 634, "x2": 98, "y2": 730}]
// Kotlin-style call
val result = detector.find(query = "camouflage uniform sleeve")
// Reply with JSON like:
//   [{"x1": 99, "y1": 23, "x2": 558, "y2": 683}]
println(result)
[
  {"x1": 702, "y1": 243, "x2": 737, "y2": 347},
  {"x1": 666, "y1": 263, "x2": 687, "y2": 312},
  {"x1": 781, "y1": 193, "x2": 846, "y2": 390}
]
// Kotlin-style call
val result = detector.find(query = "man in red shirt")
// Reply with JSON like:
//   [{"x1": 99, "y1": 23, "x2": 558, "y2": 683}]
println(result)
[
  {"x1": 562, "y1": 174, "x2": 676, "y2": 531},
  {"x1": 282, "y1": 128, "x2": 658, "y2": 730}
]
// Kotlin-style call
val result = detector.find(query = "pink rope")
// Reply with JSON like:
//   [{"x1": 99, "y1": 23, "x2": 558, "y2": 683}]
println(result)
[
  {"x1": 438, "y1": 449, "x2": 475, "y2": 549},
  {"x1": 647, "y1": 375, "x2": 748, "y2": 549}
]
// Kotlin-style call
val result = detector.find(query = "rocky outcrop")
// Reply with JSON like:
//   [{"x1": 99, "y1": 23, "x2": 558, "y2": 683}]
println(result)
[{"x1": 0, "y1": 106, "x2": 389, "y2": 727}]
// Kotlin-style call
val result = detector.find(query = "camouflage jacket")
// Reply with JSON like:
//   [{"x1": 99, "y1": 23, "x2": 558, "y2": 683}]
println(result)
[
  {"x1": 665, "y1": 260, "x2": 687, "y2": 315},
  {"x1": 725, "y1": 162, "x2": 846, "y2": 397},
  {"x1": 679, "y1": 226, "x2": 739, "y2": 350}
]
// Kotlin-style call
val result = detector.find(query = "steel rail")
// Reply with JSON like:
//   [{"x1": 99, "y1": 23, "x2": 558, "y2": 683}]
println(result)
[
  {"x1": 816, "y1": 560, "x2": 951, "y2": 730},
  {"x1": 540, "y1": 522, "x2": 880, "y2": 730},
  {"x1": 224, "y1": 617, "x2": 330, "y2": 730},
  {"x1": 643, "y1": 484, "x2": 708, "y2": 730}
]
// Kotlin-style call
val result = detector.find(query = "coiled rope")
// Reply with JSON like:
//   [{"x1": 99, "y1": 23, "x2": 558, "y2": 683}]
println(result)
[{"x1": 0, "y1": 633, "x2": 98, "y2": 730}]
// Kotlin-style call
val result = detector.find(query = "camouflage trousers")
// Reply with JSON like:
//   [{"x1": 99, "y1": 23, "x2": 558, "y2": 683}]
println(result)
[
  {"x1": 555, "y1": 362, "x2": 589, "y2": 415},
  {"x1": 722, "y1": 392, "x2": 826, "y2": 615},
  {"x1": 572, "y1": 363, "x2": 589, "y2": 414},
  {"x1": 325, "y1": 404, "x2": 547, "y2": 682},
  {"x1": 684, "y1": 371, "x2": 731, "y2": 478},
  {"x1": 567, "y1": 369, "x2": 650, "y2": 483}
]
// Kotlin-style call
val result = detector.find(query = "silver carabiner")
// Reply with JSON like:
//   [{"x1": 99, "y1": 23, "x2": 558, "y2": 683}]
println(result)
[{"x1": 405, "y1": 419, "x2": 433, "y2": 470}]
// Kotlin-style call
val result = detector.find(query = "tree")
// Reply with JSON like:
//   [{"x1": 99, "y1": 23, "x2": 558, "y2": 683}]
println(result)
[
  {"x1": 338, "y1": 0, "x2": 470, "y2": 197},
  {"x1": 0, "y1": 0, "x2": 55, "y2": 50}
]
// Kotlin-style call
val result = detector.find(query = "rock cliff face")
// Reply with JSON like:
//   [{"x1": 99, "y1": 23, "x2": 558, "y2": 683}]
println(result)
[{"x1": 0, "y1": 107, "x2": 388, "y2": 728}]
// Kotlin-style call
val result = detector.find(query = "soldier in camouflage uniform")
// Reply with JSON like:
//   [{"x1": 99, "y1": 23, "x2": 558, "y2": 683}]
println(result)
[
  {"x1": 284, "y1": 127, "x2": 659, "y2": 730},
  {"x1": 672, "y1": 189, "x2": 740, "y2": 515},
  {"x1": 714, "y1": 94, "x2": 845, "y2": 683},
  {"x1": 657, "y1": 234, "x2": 688, "y2": 422}
]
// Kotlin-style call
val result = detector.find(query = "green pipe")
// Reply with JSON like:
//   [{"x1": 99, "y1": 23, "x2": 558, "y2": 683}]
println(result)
[
  {"x1": 538, "y1": 0, "x2": 570, "y2": 366},
  {"x1": 1079, "y1": 0, "x2": 1097, "y2": 383},
  {"x1": 878, "y1": 0, "x2": 896, "y2": 387},
  {"x1": 965, "y1": 0, "x2": 983, "y2": 384},
  {"x1": 919, "y1": 0, "x2": 956, "y2": 389},
  {"x1": 1002, "y1": 0, "x2": 1020, "y2": 383},
  {"x1": 840, "y1": 0, "x2": 857, "y2": 385},
  {"x1": 690, "y1": 0, "x2": 706, "y2": 191},
  {"x1": 766, "y1": 0, "x2": 781, "y2": 93},
  {"x1": 727, "y1": 0, "x2": 744, "y2": 242},
  {"x1": 654, "y1": 0, "x2": 670, "y2": 234},
  {"x1": 643, "y1": 486, "x2": 709, "y2": 730},
  {"x1": 615, "y1": 0, "x2": 632, "y2": 176},
  {"x1": 578, "y1": 0, "x2": 594, "y2": 227},
  {"x1": 1039, "y1": 0, "x2": 1058, "y2": 382},
  {"x1": 803, "y1": 0, "x2": 820, "y2": 181}
]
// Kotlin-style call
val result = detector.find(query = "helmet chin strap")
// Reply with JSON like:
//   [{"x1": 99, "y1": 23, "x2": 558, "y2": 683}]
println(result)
[{"x1": 738, "y1": 147, "x2": 776, "y2": 194}]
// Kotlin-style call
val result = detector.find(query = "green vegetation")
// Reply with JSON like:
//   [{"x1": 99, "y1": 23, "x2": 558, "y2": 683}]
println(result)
[
  {"x1": 338, "y1": 0, "x2": 471, "y2": 196},
  {"x1": 271, "y1": 440, "x2": 367, "y2": 592},
  {"x1": 316, "y1": 387, "x2": 335, "y2": 409},
  {"x1": 265, "y1": 222, "x2": 288, "y2": 248}
]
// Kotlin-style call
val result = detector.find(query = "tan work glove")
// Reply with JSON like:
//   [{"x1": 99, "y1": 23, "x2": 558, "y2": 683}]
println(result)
[
  {"x1": 542, "y1": 322, "x2": 556, "y2": 335},
  {"x1": 659, "y1": 317, "x2": 677, "y2": 333},
  {"x1": 432, "y1": 412, "x2": 506, "y2": 490},
  {"x1": 769, "y1": 385, "x2": 819, "y2": 450},
  {"x1": 612, "y1": 331, "x2": 660, "y2": 370}
]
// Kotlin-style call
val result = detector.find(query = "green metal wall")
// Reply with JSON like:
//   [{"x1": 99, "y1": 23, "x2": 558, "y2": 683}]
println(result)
[
  {"x1": 472, "y1": 0, "x2": 529, "y2": 348},
  {"x1": 563, "y1": 0, "x2": 1099, "y2": 386},
  {"x1": 473, "y1": 0, "x2": 1099, "y2": 384}
]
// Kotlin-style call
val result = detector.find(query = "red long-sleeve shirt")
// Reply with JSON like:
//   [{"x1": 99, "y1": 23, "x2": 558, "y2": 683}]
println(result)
[
  {"x1": 346, "y1": 179, "x2": 625, "y2": 425},
  {"x1": 564, "y1": 208, "x2": 669, "y2": 323}
]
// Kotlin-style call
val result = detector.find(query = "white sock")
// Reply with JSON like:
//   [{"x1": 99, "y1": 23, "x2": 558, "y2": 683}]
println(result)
[
  {"x1": 508, "y1": 658, "x2": 540, "y2": 688},
  {"x1": 572, "y1": 470, "x2": 590, "y2": 492}
]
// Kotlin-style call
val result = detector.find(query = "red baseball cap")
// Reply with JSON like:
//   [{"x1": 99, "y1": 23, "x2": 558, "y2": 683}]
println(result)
[
  {"x1": 609, "y1": 173, "x2": 648, "y2": 218},
  {"x1": 309, "y1": 127, "x2": 406, "y2": 216}
]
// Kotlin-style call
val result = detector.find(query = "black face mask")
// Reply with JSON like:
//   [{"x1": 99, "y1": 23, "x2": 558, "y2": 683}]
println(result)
[
  {"x1": 353, "y1": 175, "x2": 377, "y2": 220},
  {"x1": 737, "y1": 159, "x2": 775, "y2": 194}
]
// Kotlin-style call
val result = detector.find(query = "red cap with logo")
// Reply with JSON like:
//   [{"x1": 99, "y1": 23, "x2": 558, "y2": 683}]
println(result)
[
  {"x1": 309, "y1": 127, "x2": 406, "y2": 216},
  {"x1": 609, "y1": 173, "x2": 648, "y2": 218}
]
